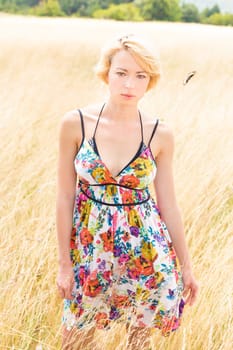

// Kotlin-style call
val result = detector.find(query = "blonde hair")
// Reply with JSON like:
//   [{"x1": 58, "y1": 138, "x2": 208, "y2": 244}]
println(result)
[{"x1": 95, "y1": 34, "x2": 161, "y2": 91}]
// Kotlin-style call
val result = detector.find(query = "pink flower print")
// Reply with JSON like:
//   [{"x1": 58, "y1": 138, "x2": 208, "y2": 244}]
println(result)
[
  {"x1": 145, "y1": 276, "x2": 157, "y2": 290},
  {"x1": 118, "y1": 254, "x2": 130, "y2": 265}
]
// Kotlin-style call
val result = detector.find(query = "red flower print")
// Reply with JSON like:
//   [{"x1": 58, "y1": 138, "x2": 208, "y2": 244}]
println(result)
[
  {"x1": 127, "y1": 267, "x2": 141, "y2": 280},
  {"x1": 122, "y1": 231, "x2": 130, "y2": 242},
  {"x1": 94, "y1": 312, "x2": 109, "y2": 329},
  {"x1": 112, "y1": 294, "x2": 130, "y2": 308},
  {"x1": 83, "y1": 272, "x2": 102, "y2": 297},
  {"x1": 126, "y1": 255, "x2": 153, "y2": 279},
  {"x1": 149, "y1": 304, "x2": 156, "y2": 311},
  {"x1": 134, "y1": 256, "x2": 154, "y2": 276},
  {"x1": 119, "y1": 175, "x2": 140, "y2": 187},
  {"x1": 95, "y1": 312, "x2": 108, "y2": 321},
  {"x1": 100, "y1": 229, "x2": 114, "y2": 252},
  {"x1": 70, "y1": 227, "x2": 76, "y2": 249},
  {"x1": 121, "y1": 190, "x2": 134, "y2": 204},
  {"x1": 103, "y1": 270, "x2": 112, "y2": 282},
  {"x1": 103, "y1": 170, "x2": 116, "y2": 183},
  {"x1": 80, "y1": 228, "x2": 93, "y2": 246}
]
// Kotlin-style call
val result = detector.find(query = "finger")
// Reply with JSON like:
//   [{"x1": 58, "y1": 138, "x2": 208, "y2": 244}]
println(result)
[
  {"x1": 65, "y1": 288, "x2": 74, "y2": 300},
  {"x1": 182, "y1": 284, "x2": 190, "y2": 297},
  {"x1": 57, "y1": 281, "x2": 69, "y2": 299},
  {"x1": 69, "y1": 280, "x2": 75, "y2": 299},
  {"x1": 185, "y1": 292, "x2": 192, "y2": 305},
  {"x1": 186, "y1": 285, "x2": 198, "y2": 306},
  {"x1": 63, "y1": 282, "x2": 75, "y2": 300},
  {"x1": 57, "y1": 286, "x2": 65, "y2": 299},
  {"x1": 183, "y1": 288, "x2": 191, "y2": 305},
  {"x1": 182, "y1": 283, "x2": 192, "y2": 304},
  {"x1": 66, "y1": 292, "x2": 74, "y2": 300},
  {"x1": 190, "y1": 286, "x2": 198, "y2": 306},
  {"x1": 189, "y1": 292, "x2": 195, "y2": 306},
  {"x1": 56, "y1": 276, "x2": 74, "y2": 299}
]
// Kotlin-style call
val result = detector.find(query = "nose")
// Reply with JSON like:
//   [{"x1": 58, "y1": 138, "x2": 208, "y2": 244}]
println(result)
[{"x1": 124, "y1": 77, "x2": 135, "y2": 88}]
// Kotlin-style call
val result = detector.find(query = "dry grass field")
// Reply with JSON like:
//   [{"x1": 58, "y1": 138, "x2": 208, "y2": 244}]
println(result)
[{"x1": 0, "y1": 13, "x2": 233, "y2": 350}]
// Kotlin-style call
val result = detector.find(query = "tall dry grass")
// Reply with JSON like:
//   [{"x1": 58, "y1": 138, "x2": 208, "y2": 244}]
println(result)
[{"x1": 0, "y1": 14, "x2": 233, "y2": 350}]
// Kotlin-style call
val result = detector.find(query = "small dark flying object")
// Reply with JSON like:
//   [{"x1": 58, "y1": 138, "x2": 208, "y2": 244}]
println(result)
[{"x1": 183, "y1": 71, "x2": 196, "y2": 85}]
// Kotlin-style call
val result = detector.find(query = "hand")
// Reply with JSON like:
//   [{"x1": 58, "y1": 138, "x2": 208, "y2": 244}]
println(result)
[
  {"x1": 182, "y1": 268, "x2": 199, "y2": 306},
  {"x1": 56, "y1": 262, "x2": 75, "y2": 300}
]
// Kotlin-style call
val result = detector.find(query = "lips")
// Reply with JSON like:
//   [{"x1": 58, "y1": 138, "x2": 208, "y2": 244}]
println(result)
[{"x1": 121, "y1": 94, "x2": 135, "y2": 98}]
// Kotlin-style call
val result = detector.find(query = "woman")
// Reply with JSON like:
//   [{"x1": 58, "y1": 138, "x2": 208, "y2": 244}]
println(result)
[{"x1": 56, "y1": 34, "x2": 198, "y2": 350}]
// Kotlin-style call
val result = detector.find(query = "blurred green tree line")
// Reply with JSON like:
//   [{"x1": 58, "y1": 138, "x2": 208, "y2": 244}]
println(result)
[{"x1": 1, "y1": 0, "x2": 233, "y2": 26}]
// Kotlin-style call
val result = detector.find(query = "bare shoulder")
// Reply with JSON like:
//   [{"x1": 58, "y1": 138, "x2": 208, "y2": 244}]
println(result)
[
  {"x1": 144, "y1": 116, "x2": 173, "y2": 136},
  {"x1": 143, "y1": 114, "x2": 174, "y2": 157},
  {"x1": 79, "y1": 103, "x2": 106, "y2": 137},
  {"x1": 81, "y1": 103, "x2": 105, "y2": 120},
  {"x1": 60, "y1": 103, "x2": 105, "y2": 140},
  {"x1": 157, "y1": 120, "x2": 174, "y2": 142},
  {"x1": 61, "y1": 109, "x2": 80, "y2": 127},
  {"x1": 156, "y1": 120, "x2": 175, "y2": 157},
  {"x1": 61, "y1": 103, "x2": 102, "y2": 123},
  {"x1": 59, "y1": 109, "x2": 82, "y2": 145}
]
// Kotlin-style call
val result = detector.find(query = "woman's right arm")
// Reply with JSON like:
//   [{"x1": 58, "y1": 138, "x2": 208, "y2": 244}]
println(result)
[{"x1": 56, "y1": 111, "x2": 80, "y2": 299}]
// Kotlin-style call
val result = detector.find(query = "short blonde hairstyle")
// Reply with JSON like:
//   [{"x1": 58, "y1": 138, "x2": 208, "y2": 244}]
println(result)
[{"x1": 95, "y1": 34, "x2": 161, "y2": 91}]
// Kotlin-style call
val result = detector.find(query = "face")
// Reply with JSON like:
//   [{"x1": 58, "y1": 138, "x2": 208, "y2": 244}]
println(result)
[{"x1": 107, "y1": 50, "x2": 150, "y2": 104}]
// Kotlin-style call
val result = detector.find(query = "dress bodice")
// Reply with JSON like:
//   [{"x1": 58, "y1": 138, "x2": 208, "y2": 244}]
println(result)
[
  {"x1": 74, "y1": 138, "x2": 157, "y2": 206},
  {"x1": 73, "y1": 105, "x2": 159, "y2": 206}
]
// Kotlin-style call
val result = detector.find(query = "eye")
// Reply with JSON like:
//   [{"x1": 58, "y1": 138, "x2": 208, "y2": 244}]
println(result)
[
  {"x1": 116, "y1": 71, "x2": 126, "y2": 77},
  {"x1": 137, "y1": 74, "x2": 147, "y2": 79}
]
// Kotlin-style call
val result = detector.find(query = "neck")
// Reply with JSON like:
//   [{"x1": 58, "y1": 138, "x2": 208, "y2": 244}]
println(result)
[{"x1": 103, "y1": 99, "x2": 140, "y2": 122}]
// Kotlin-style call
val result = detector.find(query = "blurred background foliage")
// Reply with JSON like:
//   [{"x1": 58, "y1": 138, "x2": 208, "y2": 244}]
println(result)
[{"x1": 1, "y1": 0, "x2": 233, "y2": 26}]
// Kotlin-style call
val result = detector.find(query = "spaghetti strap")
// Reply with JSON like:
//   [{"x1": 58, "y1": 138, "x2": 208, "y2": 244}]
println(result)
[
  {"x1": 148, "y1": 118, "x2": 159, "y2": 146},
  {"x1": 77, "y1": 108, "x2": 85, "y2": 145},
  {"x1": 93, "y1": 103, "x2": 144, "y2": 143},
  {"x1": 139, "y1": 111, "x2": 144, "y2": 143},
  {"x1": 93, "y1": 103, "x2": 106, "y2": 139}
]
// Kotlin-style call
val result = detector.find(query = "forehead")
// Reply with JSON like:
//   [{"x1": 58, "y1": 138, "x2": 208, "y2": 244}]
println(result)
[{"x1": 110, "y1": 49, "x2": 145, "y2": 71}]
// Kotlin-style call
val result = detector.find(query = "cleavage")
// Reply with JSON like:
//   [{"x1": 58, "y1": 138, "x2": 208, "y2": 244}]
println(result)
[{"x1": 92, "y1": 135, "x2": 143, "y2": 178}]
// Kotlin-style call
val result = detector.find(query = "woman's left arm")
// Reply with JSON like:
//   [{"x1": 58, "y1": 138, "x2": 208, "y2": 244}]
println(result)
[{"x1": 153, "y1": 123, "x2": 199, "y2": 306}]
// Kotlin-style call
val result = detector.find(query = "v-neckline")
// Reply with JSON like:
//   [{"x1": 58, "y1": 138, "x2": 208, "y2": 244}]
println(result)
[
  {"x1": 91, "y1": 137, "x2": 145, "y2": 179},
  {"x1": 91, "y1": 104, "x2": 145, "y2": 179}
]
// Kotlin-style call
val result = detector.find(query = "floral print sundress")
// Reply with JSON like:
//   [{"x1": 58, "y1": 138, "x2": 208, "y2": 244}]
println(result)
[{"x1": 62, "y1": 105, "x2": 185, "y2": 336}]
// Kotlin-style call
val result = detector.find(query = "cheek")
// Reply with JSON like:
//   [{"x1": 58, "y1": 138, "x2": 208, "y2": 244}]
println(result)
[
  {"x1": 108, "y1": 71, "x2": 118, "y2": 83},
  {"x1": 144, "y1": 77, "x2": 150, "y2": 87},
  {"x1": 138, "y1": 80, "x2": 150, "y2": 92},
  {"x1": 108, "y1": 76, "x2": 122, "y2": 89}
]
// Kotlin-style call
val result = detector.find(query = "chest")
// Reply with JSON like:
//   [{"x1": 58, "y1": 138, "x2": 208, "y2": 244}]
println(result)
[
  {"x1": 74, "y1": 138, "x2": 157, "y2": 188},
  {"x1": 93, "y1": 124, "x2": 143, "y2": 178}
]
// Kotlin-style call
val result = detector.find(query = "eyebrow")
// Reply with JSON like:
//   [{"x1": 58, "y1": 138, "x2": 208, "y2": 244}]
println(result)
[{"x1": 115, "y1": 67, "x2": 147, "y2": 74}]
